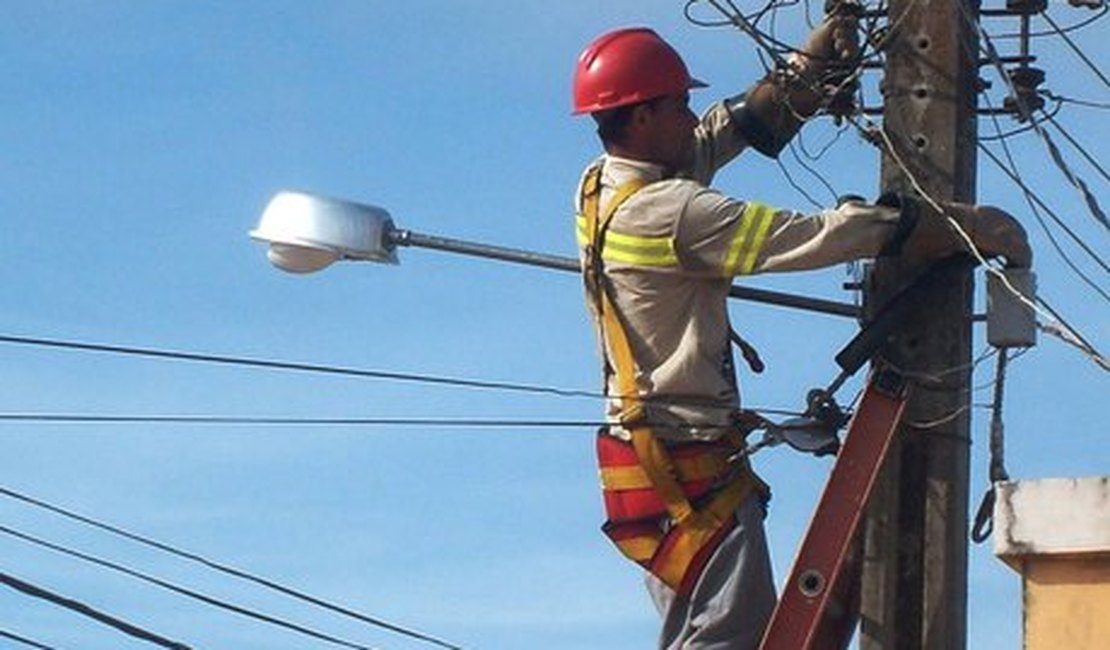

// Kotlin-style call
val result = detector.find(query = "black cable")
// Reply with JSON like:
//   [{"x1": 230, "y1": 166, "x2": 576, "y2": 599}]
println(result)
[
  {"x1": 986, "y1": 4, "x2": 1108, "y2": 39},
  {"x1": 0, "y1": 414, "x2": 607, "y2": 429},
  {"x1": 0, "y1": 333, "x2": 807, "y2": 417},
  {"x1": 0, "y1": 629, "x2": 63, "y2": 650},
  {"x1": 1043, "y1": 111, "x2": 1110, "y2": 185},
  {"x1": 0, "y1": 333, "x2": 597, "y2": 399},
  {"x1": 1043, "y1": 91, "x2": 1110, "y2": 111},
  {"x1": 978, "y1": 143, "x2": 1110, "y2": 276},
  {"x1": 776, "y1": 154, "x2": 827, "y2": 209},
  {"x1": 0, "y1": 525, "x2": 389, "y2": 650},
  {"x1": 1041, "y1": 10, "x2": 1110, "y2": 89},
  {"x1": 0, "y1": 487, "x2": 462, "y2": 650},
  {"x1": 976, "y1": 94, "x2": 1110, "y2": 305},
  {"x1": 971, "y1": 12, "x2": 1110, "y2": 234},
  {"x1": 0, "y1": 409, "x2": 806, "y2": 431},
  {"x1": 788, "y1": 140, "x2": 841, "y2": 201},
  {"x1": 0, "y1": 571, "x2": 192, "y2": 650},
  {"x1": 0, "y1": 328, "x2": 821, "y2": 414}
]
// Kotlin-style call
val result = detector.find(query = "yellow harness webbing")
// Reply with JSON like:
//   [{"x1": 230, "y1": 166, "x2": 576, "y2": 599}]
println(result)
[{"x1": 579, "y1": 165, "x2": 759, "y2": 595}]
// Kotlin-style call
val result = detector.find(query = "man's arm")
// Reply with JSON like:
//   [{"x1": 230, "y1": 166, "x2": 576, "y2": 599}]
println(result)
[
  {"x1": 729, "y1": 12, "x2": 861, "y2": 158},
  {"x1": 672, "y1": 189, "x2": 1031, "y2": 277}
]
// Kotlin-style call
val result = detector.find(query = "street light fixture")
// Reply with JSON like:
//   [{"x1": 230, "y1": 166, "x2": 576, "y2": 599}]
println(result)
[
  {"x1": 250, "y1": 191, "x2": 398, "y2": 273},
  {"x1": 249, "y1": 190, "x2": 860, "y2": 319}
]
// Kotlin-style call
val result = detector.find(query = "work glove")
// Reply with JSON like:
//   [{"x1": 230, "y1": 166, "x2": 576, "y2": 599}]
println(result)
[
  {"x1": 792, "y1": 2, "x2": 863, "y2": 117},
  {"x1": 889, "y1": 197, "x2": 1033, "y2": 269},
  {"x1": 942, "y1": 203, "x2": 1033, "y2": 269}
]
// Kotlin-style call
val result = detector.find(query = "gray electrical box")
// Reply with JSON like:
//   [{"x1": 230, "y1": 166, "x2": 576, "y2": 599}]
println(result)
[{"x1": 987, "y1": 269, "x2": 1037, "y2": 349}]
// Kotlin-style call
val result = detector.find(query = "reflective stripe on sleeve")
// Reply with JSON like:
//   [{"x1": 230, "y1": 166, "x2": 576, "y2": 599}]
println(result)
[
  {"x1": 575, "y1": 215, "x2": 678, "y2": 268},
  {"x1": 722, "y1": 202, "x2": 776, "y2": 277}
]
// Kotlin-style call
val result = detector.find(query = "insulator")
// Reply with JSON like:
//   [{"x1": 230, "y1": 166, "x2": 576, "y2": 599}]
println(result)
[{"x1": 1002, "y1": 66, "x2": 1046, "y2": 121}]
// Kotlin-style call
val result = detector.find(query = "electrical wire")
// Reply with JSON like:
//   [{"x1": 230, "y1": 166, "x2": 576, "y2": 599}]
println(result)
[
  {"x1": 0, "y1": 487, "x2": 463, "y2": 650},
  {"x1": 691, "y1": 0, "x2": 1109, "y2": 369},
  {"x1": 787, "y1": 140, "x2": 841, "y2": 201},
  {"x1": 776, "y1": 154, "x2": 828, "y2": 209},
  {"x1": 0, "y1": 525, "x2": 390, "y2": 650},
  {"x1": 977, "y1": 95, "x2": 1110, "y2": 305},
  {"x1": 977, "y1": 97, "x2": 1064, "y2": 141},
  {"x1": 972, "y1": 13, "x2": 1110, "y2": 234},
  {"x1": 1043, "y1": 110, "x2": 1110, "y2": 185},
  {"x1": 0, "y1": 410, "x2": 811, "y2": 434},
  {"x1": 0, "y1": 629, "x2": 63, "y2": 650},
  {"x1": 0, "y1": 334, "x2": 599, "y2": 400},
  {"x1": 0, "y1": 571, "x2": 192, "y2": 650},
  {"x1": 1043, "y1": 90, "x2": 1110, "y2": 110},
  {"x1": 0, "y1": 414, "x2": 608, "y2": 429},
  {"x1": 978, "y1": 142, "x2": 1110, "y2": 276},
  {"x1": 0, "y1": 332, "x2": 816, "y2": 419},
  {"x1": 1040, "y1": 10, "x2": 1110, "y2": 89},
  {"x1": 985, "y1": 3, "x2": 1109, "y2": 39}
]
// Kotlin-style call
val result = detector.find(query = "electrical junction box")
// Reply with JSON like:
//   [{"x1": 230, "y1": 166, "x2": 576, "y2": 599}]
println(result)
[{"x1": 987, "y1": 268, "x2": 1037, "y2": 349}]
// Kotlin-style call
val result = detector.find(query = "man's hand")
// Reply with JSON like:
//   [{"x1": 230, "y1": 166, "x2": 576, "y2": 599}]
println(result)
[
  {"x1": 787, "y1": 6, "x2": 862, "y2": 117},
  {"x1": 949, "y1": 204, "x2": 1033, "y2": 268},
  {"x1": 797, "y1": 9, "x2": 862, "y2": 76},
  {"x1": 905, "y1": 202, "x2": 1033, "y2": 269}
]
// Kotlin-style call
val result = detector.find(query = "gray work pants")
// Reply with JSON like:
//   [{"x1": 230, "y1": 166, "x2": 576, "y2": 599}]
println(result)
[{"x1": 645, "y1": 497, "x2": 776, "y2": 650}]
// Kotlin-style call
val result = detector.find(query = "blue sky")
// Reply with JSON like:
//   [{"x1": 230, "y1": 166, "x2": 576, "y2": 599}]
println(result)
[{"x1": 1, "y1": 2, "x2": 1106, "y2": 649}]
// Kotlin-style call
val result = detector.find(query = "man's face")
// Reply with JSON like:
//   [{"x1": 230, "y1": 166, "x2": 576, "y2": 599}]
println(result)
[{"x1": 642, "y1": 92, "x2": 698, "y2": 171}]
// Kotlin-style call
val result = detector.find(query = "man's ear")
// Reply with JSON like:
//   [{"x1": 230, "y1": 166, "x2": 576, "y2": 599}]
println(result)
[{"x1": 625, "y1": 103, "x2": 654, "y2": 138}]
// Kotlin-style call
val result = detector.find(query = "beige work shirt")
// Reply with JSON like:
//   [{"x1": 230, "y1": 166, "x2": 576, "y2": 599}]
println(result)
[{"x1": 575, "y1": 99, "x2": 901, "y2": 441}]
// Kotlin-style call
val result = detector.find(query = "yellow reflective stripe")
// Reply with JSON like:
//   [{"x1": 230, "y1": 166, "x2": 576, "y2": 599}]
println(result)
[
  {"x1": 723, "y1": 202, "x2": 776, "y2": 277},
  {"x1": 615, "y1": 535, "x2": 659, "y2": 562},
  {"x1": 601, "y1": 455, "x2": 730, "y2": 491},
  {"x1": 601, "y1": 231, "x2": 678, "y2": 267},
  {"x1": 580, "y1": 216, "x2": 678, "y2": 267}
]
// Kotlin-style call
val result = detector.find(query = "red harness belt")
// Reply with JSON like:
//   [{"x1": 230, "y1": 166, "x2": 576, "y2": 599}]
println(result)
[{"x1": 597, "y1": 431, "x2": 765, "y2": 595}]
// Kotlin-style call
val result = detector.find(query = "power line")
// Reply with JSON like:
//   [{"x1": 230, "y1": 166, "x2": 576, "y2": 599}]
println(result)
[
  {"x1": 1041, "y1": 10, "x2": 1110, "y2": 89},
  {"x1": 0, "y1": 333, "x2": 598, "y2": 399},
  {"x1": 973, "y1": 13, "x2": 1110, "y2": 234},
  {"x1": 0, "y1": 486, "x2": 463, "y2": 650},
  {"x1": 977, "y1": 96, "x2": 1110, "y2": 305},
  {"x1": 0, "y1": 414, "x2": 608, "y2": 429},
  {"x1": 0, "y1": 629, "x2": 63, "y2": 650},
  {"x1": 0, "y1": 525, "x2": 390, "y2": 650},
  {"x1": 0, "y1": 571, "x2": 192, "y2": 650},
  {"x1": 0, "y1": 332, "x2": 815, "y2": 417},
  {"x1": 690, "y1": 0, "x2": 1109, "y2": 369},
  {"x1": 977, "y1": 142, "x2": 1110, "y2": 276},
  {"x1": 1043, "y1": 110, "x2": 1110, "y2": 185}
]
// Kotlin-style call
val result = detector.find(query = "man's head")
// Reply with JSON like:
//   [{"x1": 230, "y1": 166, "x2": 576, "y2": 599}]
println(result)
[{"x1": 573, "y1": 28, "x2": 705, "y2": 169}]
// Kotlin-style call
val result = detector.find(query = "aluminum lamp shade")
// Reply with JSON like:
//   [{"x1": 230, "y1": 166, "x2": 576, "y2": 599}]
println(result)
[{"x1": 250, "y1": 191, "x2": 399, "y2": 273}]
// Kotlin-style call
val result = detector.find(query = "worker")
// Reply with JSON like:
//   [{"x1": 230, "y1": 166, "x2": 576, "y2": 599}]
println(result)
[{"x1": 571, "y1": 18, "x2": 1031, "y2": 650}]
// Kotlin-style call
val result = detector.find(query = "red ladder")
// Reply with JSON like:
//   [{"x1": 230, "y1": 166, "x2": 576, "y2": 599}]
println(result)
[{"x1": 760, "y1": 369, "x2": 909, "y2": 650}]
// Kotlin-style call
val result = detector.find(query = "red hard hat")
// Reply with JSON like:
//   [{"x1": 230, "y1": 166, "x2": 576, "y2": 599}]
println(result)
[{"x1": 572, "y1": 27, "x2": 707, "y2": 115}]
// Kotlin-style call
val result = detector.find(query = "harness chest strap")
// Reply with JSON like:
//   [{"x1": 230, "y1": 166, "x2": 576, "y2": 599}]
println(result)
[{"x1": 580, "y1": 165, "x2": 760, "y2": 594}]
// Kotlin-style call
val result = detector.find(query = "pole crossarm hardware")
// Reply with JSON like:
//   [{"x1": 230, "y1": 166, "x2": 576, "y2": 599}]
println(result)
[{"x1": 250, "y1": 191, "x2": 860, "y2": 319}]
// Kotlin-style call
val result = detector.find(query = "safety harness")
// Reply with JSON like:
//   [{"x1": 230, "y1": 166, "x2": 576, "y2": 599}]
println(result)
[{"x1": 578, "y1": 164, "x2": 765, "y2": 595}]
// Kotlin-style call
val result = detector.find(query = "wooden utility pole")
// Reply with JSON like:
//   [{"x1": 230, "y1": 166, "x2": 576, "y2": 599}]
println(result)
[{"x1": 860, "y1": 1, "x2": 980, "y2": 649}]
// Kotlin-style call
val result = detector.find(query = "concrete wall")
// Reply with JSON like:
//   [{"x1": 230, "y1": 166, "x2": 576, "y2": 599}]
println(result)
[{"x1": 994, "y1": 477, "x2": 1110, "y2": 650}]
